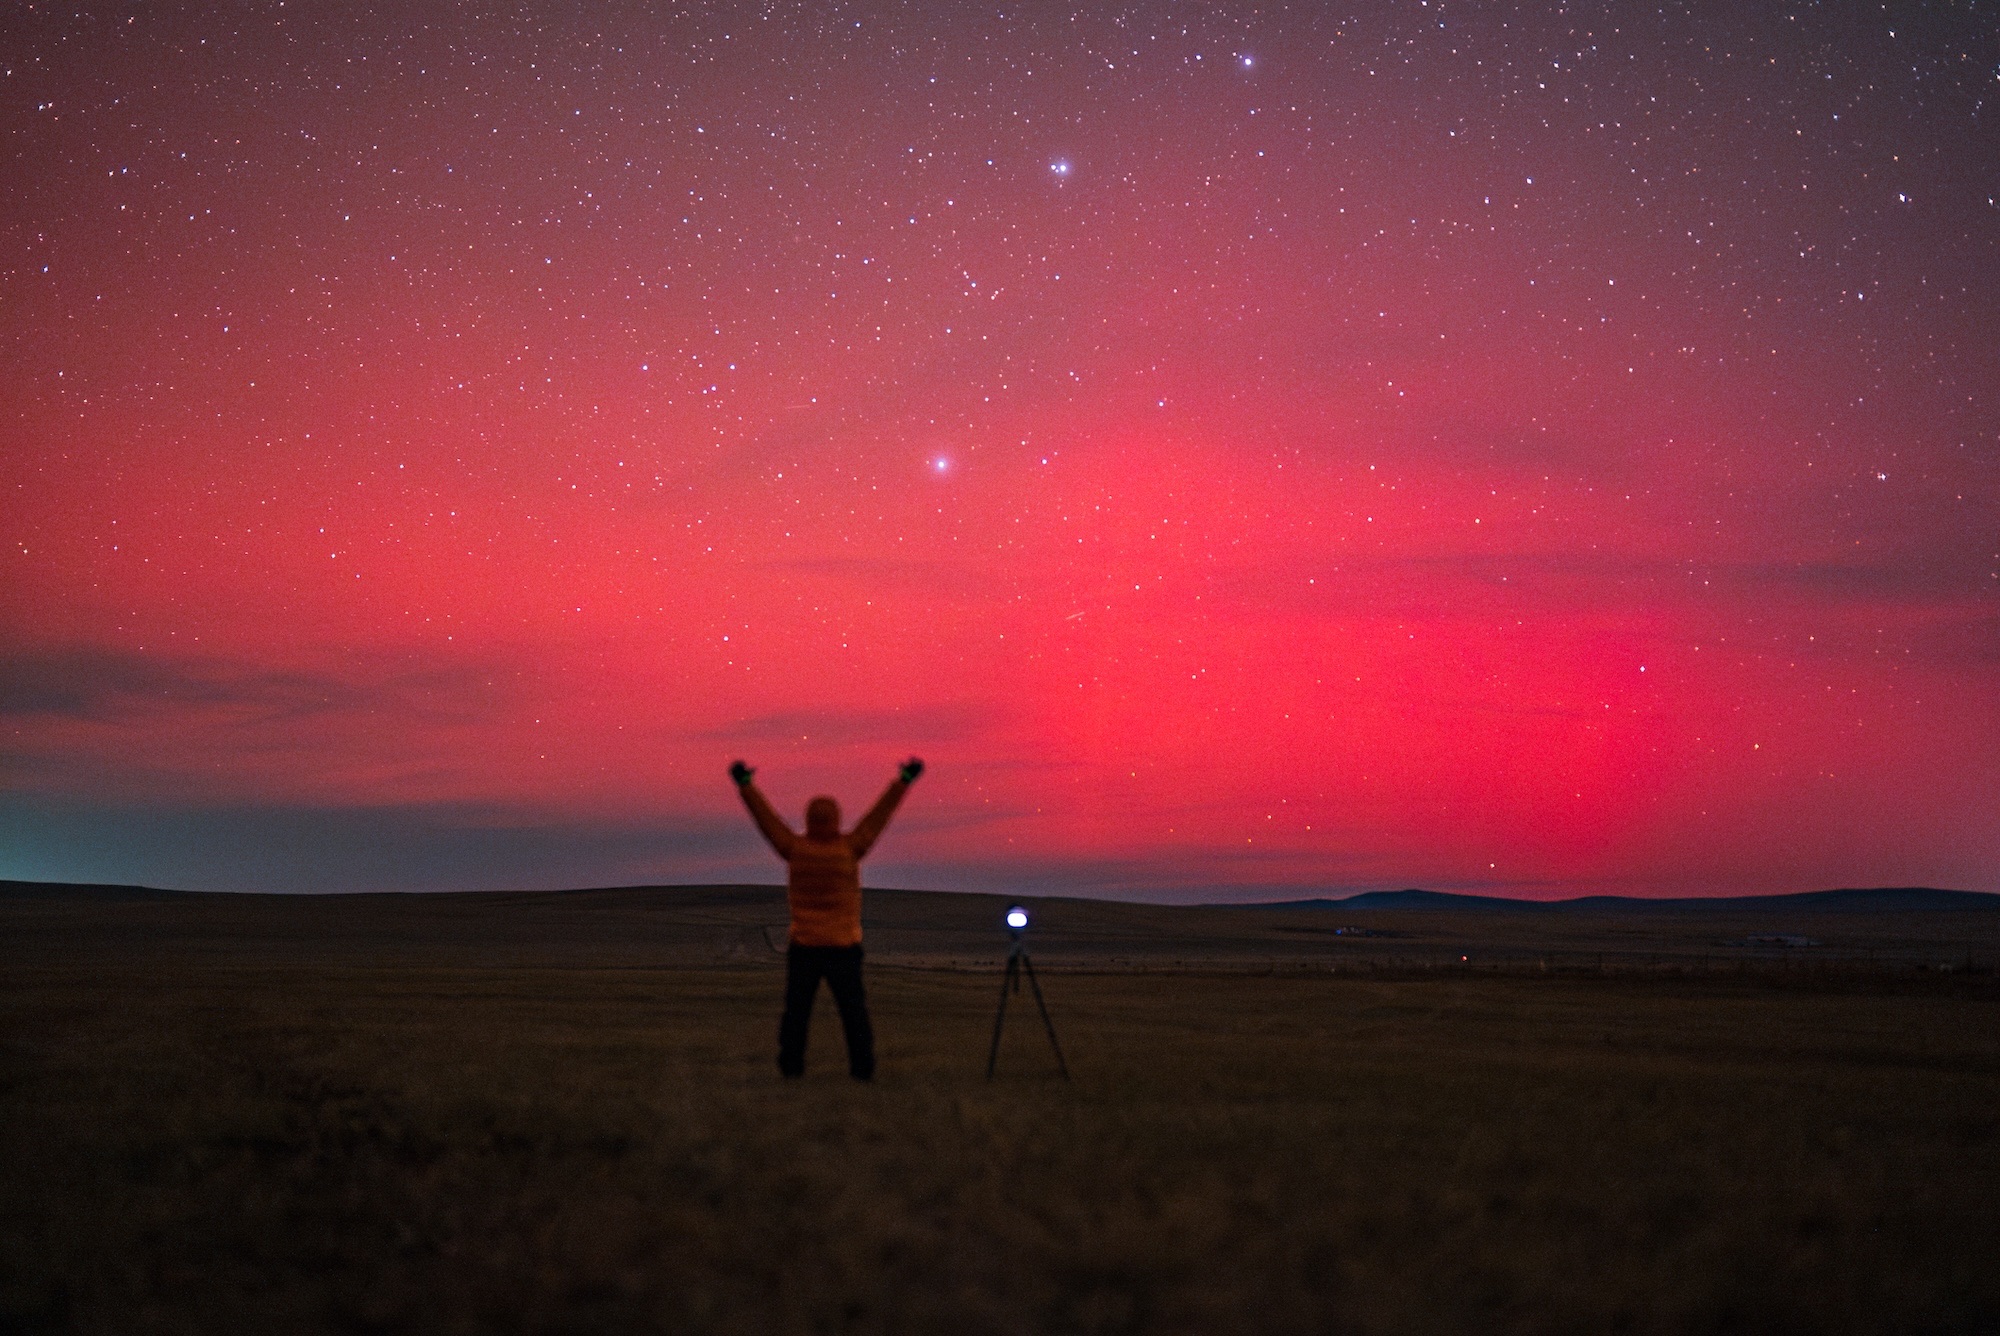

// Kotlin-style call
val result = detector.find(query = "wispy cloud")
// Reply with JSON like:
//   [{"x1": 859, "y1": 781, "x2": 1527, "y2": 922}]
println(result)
[
  {"x1": 0, "y1": 646, "x2": 517, "y2": 726},
  {"x1": 1207, "y1": 548, "x2": 1996, "y2": 626},
  {"x1": 698, "y1": 700, "x2": 1003, "y2": 747}
]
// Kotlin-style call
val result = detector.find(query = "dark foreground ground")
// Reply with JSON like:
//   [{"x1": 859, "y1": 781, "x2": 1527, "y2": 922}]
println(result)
[{"x1": 4, "y1": 884, "x2": 1998, "y2": 1334}]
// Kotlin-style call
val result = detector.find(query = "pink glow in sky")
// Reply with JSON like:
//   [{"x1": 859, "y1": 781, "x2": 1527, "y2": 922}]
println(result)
[{"x1": 4, "y1": 4, "x2": 1995, "y2": 898}]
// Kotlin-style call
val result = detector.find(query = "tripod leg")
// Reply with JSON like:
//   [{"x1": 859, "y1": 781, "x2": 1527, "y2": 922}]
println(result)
[
  {"x1": 985, "y1": 951, "x2": 1018, "y2": 1079},
  {"x1": 1018, "y1": 952, "x2": 1070, "y2": 1079}
]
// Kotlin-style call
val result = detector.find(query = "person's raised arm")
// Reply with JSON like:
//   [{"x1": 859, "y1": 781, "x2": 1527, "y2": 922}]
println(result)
[
  {"x1": 849, "y1": 757, "x2": 922, "y2": 858},
  {"x1": 731, "y1": 760, "x2": 796, "y2": 858}
]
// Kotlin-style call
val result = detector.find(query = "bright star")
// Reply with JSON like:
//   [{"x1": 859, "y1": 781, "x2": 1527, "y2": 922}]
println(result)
[
  {"x1": 1050, "y1": 159, "x2": 1071, "y2": 176},
  {"x1": 933, "y1": 457, "x2": 950, "y2": 473}
]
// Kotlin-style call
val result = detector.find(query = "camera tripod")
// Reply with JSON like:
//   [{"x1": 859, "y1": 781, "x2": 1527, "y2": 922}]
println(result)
[{"x1": 986, "y1": 926, "x2": 1069, "y2": 1080}]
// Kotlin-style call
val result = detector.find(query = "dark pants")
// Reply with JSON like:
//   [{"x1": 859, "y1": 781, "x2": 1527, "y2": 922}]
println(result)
[{"x1": 779, "y1": 944, "x2": 874, "y2": 1079}]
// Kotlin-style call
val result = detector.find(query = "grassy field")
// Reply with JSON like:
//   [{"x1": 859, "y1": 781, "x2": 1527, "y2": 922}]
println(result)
[{"x1": 4, "y1": 887, "x2": 1999, "y2": 1333}]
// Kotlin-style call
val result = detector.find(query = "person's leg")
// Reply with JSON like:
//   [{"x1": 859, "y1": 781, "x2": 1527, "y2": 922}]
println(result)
[
  {"x1": 824, "y1": 945, "x2": 876, "y2": 1080},
  {"x1": 778, "y1": 945, "x2": 822, "y2": 1078}
]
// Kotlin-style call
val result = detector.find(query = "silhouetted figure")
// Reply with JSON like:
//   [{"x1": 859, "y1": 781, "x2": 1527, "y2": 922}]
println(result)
[{"x1": 731, "y1": 757, "x2": 922, "y2": 1080}]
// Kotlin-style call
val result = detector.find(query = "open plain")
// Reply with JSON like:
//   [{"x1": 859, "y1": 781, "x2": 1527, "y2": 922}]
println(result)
[{"x1": 4, "y1": 882, "x2": 1998, "y2": 1334}]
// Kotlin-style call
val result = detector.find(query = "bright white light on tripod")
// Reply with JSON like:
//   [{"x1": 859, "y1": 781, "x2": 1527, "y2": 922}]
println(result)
[{"x1": 1005, "y1": 907, "x2": 1029, "y2": 930}]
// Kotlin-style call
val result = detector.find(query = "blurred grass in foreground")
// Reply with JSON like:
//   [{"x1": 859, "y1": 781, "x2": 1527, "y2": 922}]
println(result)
[{"x1": 3, "y1": 958, "x2": 1996, "y2": 1334}]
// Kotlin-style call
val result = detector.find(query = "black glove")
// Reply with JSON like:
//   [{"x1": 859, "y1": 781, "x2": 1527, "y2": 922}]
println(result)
[
  {"x1": 899, "y1": 757, "x2": 925, "y2": 784},
  {"x1": 729, "y1": 760, "x2": 755, "y2": 788}
]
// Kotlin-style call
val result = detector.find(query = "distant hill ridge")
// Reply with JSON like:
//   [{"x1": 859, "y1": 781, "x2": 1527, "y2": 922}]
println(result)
[
  {"x1": 0, "y1": 879, "x2": 185, "y2": 900},
  {"x1": 2, "y1": 880, "x2": 1993, "y2": 915},
  {"x1": 1266, "y1": 887, "x2": 1998, "y2": 913}
]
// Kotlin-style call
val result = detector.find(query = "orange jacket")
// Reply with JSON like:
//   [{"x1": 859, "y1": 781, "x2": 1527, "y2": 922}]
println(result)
[{"x1": 739, "y1": 776, "x2": 910, "y2": 947}]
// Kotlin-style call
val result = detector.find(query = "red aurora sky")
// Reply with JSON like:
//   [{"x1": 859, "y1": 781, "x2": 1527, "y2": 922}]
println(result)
[{"x1": 4, "y1": 3, "x2": 1996, "y2": 898}]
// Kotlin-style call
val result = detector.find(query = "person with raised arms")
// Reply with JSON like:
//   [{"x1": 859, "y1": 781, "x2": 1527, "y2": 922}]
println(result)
[{"x1": 730, "y1": 757, "x2": 923, "y2": 1080}]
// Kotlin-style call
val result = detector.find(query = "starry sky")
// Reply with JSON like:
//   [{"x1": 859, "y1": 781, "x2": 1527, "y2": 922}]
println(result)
[{"x1": 4, "y1": 2, "x2": 1996, "y2": 899}]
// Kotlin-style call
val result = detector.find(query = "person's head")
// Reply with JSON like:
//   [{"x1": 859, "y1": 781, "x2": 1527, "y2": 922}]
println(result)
[{"x1": 805, "y1": 796, "x2": 841, "y2": 839}]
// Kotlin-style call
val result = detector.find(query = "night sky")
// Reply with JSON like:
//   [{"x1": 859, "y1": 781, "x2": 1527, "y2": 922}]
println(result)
[{"x1": 4, "y1": 2, "x2": 1996, "y2": 899}]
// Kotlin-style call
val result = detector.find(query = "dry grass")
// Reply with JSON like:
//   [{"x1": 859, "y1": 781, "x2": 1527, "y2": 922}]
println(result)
[{"x1": 5, "y1": 935, "x2": 1998, "y2": 1334}]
